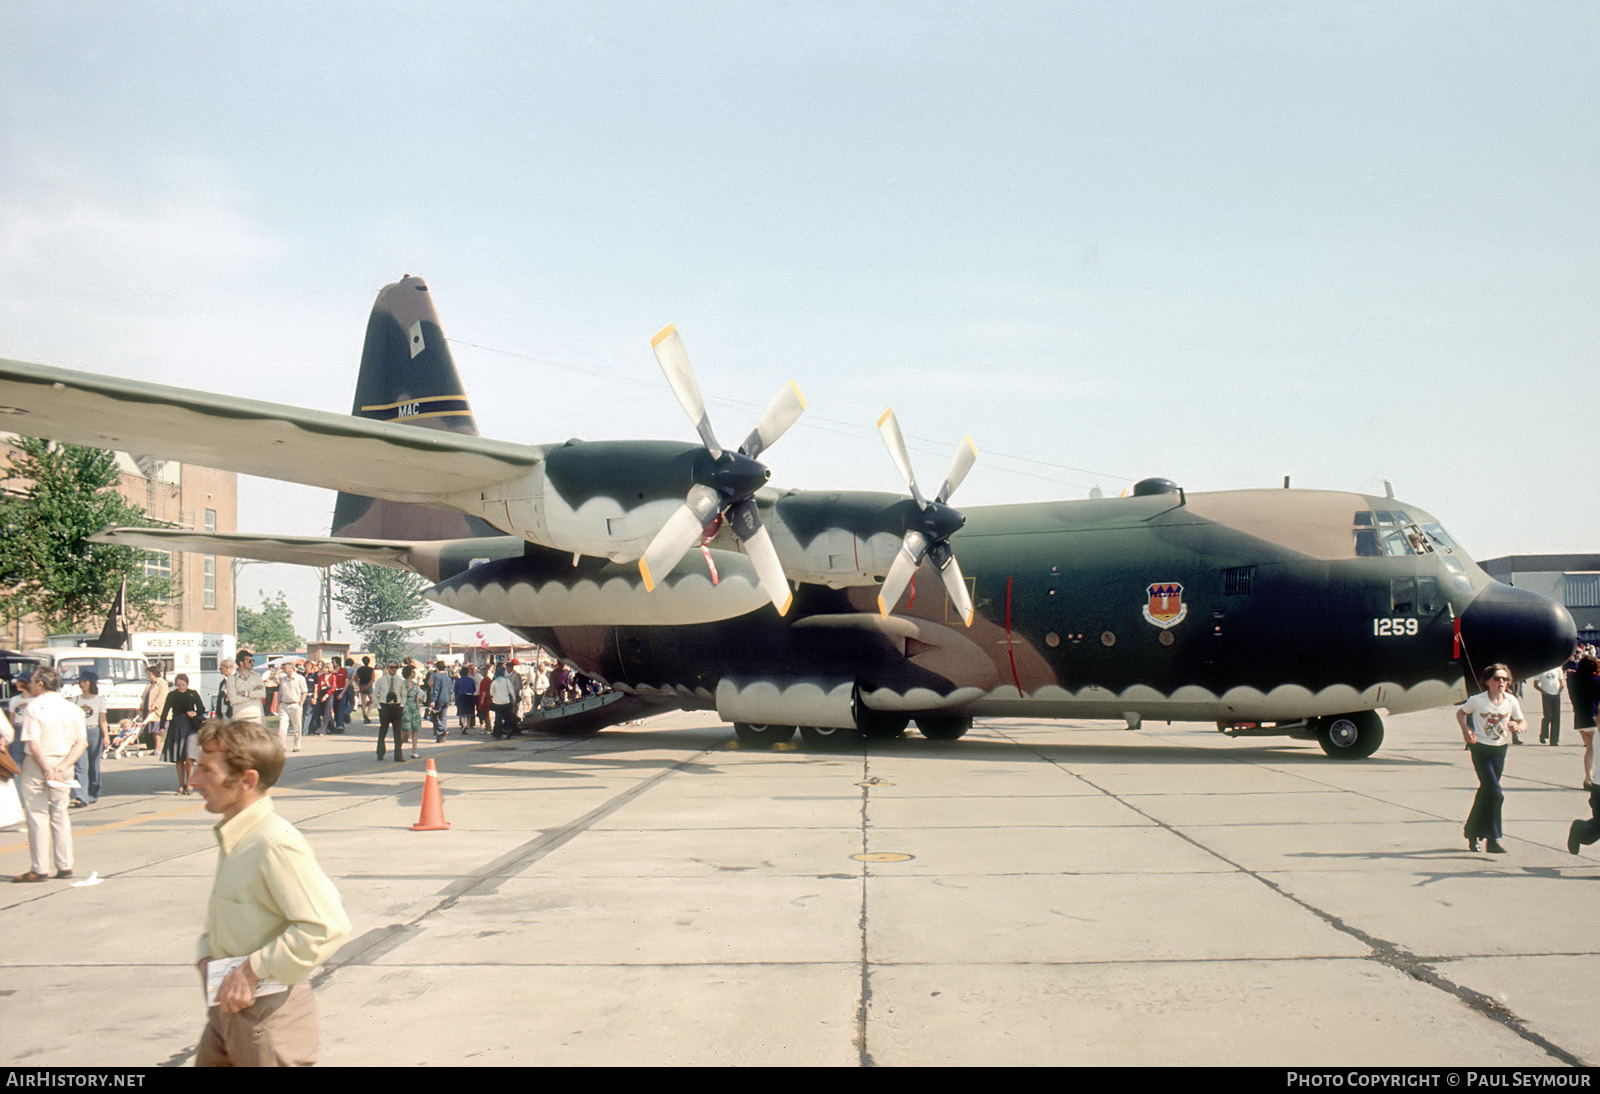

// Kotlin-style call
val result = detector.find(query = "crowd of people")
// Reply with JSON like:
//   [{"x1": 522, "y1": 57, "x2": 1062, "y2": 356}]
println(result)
[
  {"x1": 2, "y1": 649, "x2": 609, "y2": 803},
  {"x1": 0, "y1": 645, "x2": 610, "y2": 1064}
]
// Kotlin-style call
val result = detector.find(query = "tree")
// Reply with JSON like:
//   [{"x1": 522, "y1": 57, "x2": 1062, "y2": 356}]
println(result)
[
  {"x1": 236, "y1": 590, "x2": 303, "y2": 653},
  {"x1": 0, "y1": 436, "x2": 171, "y2": 635},
  {"x1": 331, "y1": 562, "x2": 429, "y2": 664}
]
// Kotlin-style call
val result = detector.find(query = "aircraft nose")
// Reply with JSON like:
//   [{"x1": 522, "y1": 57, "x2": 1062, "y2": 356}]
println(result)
[{"x1": 1458, "y1": 581, "x2": 1577, "y2": 681}]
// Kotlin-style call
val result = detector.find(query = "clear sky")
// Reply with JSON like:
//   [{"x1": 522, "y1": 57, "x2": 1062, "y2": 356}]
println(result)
[{"x1": 3, "y1": 2, "x2": 1597, "y2": 643}]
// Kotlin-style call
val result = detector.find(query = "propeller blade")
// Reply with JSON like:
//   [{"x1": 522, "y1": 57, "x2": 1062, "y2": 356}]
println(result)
[
  {"x1": 935, "y1": 436, "x2": 978, "y2": 504},
  {"x1": 739, "y1": 381, "x2": 807, "y2": 460},
  {"x1": 876, "y1": 408, "x2": 927, "y2": 508},
  {"x1": 877, "y1": 530, "x2": 928, "y2": 617},
  {"x1": 933, "y1": 547, "x2": 974, "y2": 627},
  {"x1": 726, "y1": 499, "x2": 792, "y2": 615},
  {"x1": 638, "y1": 483, "x2": 722, "y2": 592},
  {"x1": 651, "y1": 324, "x2": 723, "y2": 458}
]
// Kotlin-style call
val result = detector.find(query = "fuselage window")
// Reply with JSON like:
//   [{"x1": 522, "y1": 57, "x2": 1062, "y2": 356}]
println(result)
[
  {"x1": 1417, "y1": 576, "x2": 1440, "y2": 612},
  {"x1": 1391, "y1": 577, "x2": 1416, "y2": 613}
]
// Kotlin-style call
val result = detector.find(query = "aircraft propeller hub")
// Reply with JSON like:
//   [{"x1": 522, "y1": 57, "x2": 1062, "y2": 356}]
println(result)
[
  {"x1": 915, "y1": 500, "x2": 965, "y2": 542},
  {"x1": 708, "y1": 450, "x2": 772, "y2": 502}
]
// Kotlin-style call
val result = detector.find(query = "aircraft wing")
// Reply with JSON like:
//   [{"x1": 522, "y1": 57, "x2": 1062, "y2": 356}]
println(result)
[
  {"x1": 88, "y1": 527, "x2": 419, "y2": 571},
  {"x1": 0, "y1": 357, "x2": 542, "y2": 502}
]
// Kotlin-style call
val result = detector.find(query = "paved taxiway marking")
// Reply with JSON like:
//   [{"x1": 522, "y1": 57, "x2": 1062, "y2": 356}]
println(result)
[{"x1": 989, "y1": 725, "x2": 1586, "y2": 1068}]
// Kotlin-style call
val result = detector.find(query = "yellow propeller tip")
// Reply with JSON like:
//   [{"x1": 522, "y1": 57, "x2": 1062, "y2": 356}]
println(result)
[
  {"x1": 876, "y1": 408, "x2": 894, "y2": 428},
  {"x1": 638, "y1": 558, "x2": 655, "y2": 592},
  {"x1": 650, "y1": 324, "x2": 677, "y2": 347}
]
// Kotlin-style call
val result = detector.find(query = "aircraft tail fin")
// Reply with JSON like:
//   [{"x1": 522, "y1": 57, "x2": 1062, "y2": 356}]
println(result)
[{"x1": 331, "y1": 275, "x2": 502, "y2": 540}]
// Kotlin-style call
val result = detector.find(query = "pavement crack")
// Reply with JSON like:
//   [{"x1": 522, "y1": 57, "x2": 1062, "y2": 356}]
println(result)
[
  {"x1": 855, "y1": 744, "x2": 875, "y2": 1068},
  {"x1": 1001, "y1": 728, "x2": 1586, "y2": 1067}
]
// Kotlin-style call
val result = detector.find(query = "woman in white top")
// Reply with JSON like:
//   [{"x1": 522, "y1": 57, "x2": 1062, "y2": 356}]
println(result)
[{"x1": 1456, "y1": 663, "x2": 1526, "y2": 854}]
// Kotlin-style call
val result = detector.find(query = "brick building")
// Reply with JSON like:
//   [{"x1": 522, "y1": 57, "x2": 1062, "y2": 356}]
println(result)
[{"x1": 1, "y1": 436, "x2": 237, "y2": 647}]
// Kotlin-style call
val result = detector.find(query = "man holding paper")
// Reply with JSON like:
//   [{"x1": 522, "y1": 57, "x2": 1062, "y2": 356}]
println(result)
[{"x1": 192, "y1": 718, "x2": 349, "y2": 1066}]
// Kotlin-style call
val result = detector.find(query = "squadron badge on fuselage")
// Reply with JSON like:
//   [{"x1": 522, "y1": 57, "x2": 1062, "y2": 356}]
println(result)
[{"x1": 1142, "y1": 582, "x2": 1187, "y2": 629}]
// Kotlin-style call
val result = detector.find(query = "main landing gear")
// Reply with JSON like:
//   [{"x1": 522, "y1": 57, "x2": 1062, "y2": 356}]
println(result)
[{"x1": 731, "y1": 723, "x2": 795, "y2": 746}]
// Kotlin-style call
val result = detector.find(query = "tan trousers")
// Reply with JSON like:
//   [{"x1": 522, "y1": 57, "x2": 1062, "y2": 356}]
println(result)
[
  {"x1": 278, "y1": 704, "x2": 303, "y2": 751},
  {"x1": 196, "y1": 982, "x2": 320, "y2": 1067},
  {"x1": 19, "y1": 756, "x2": 72, "y2": 875}
]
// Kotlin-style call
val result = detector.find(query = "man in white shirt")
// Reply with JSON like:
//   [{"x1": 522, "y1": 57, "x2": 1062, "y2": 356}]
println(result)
[
  {"x1": 13, "y1": 667, "x2": 88, "y2": 882},
  {"x1": 223, "y1": 651, "x2": 268, "y2": 724},
  {"x1": 275, "y1": 662, "x2": 308, "y2": 753},
  {"x1": 1535, "y1": 666, "x2": 1565, "y2": 746},
  {"x1": 374, "y1": 662, "x2": 406, "y2": 763}
]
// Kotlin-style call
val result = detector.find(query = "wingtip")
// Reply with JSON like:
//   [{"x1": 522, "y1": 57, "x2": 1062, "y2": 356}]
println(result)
[{"x1": 650, "y1": 323, "x2": 677, "y2": 348}]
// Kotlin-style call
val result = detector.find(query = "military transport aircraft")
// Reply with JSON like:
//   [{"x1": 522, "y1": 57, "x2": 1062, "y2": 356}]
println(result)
[{"x1": 0, "y1": 276, "x2": 1577, "y2": 758}]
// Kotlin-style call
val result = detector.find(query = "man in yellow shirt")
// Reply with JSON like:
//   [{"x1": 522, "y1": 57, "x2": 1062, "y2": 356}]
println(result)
[{"x1": 191, "y1": 719, "x2": 349, "y2": 1066}]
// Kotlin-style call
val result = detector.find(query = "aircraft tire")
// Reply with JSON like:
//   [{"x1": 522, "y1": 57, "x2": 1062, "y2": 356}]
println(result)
[
  {"x1": 1317, "y1": 711, "x2": 1384, "y2": 759},
  {"x1": 798, "y1": 725, "x2": 854, "y2": 748},
  {"x1": 915, "y1": 715, "x2": 971, "y2": 741},
  {"x1": 733, "y1": 722, "x2": 796, "y2": 746},
  {"x1": 857, "y1": 711, "x2": 910, "y2": 739}
]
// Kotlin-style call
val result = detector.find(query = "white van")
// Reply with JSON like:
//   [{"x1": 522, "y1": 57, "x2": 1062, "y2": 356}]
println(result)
[
  {"x1": 130, "y1": 632, "x2": 236, "y2": 702},
  {"x1": 25, "y1": 647, "x2": 150, "y2": 724}
]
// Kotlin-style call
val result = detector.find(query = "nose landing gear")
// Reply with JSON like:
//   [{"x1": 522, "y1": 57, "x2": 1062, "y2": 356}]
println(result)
[{"x1": 1316, "y1": 711, "x2": 1384, "y2": 759}]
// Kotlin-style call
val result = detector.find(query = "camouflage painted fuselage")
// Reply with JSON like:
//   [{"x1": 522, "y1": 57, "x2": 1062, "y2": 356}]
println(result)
[{"x1": 427, "y1": 484, "x2": 1573, "y2": 732}]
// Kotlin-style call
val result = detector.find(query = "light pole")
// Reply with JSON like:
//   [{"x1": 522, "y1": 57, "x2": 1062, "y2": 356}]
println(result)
[{"x1": 230, "y1": 558, "x2": 269, "y2": 637}]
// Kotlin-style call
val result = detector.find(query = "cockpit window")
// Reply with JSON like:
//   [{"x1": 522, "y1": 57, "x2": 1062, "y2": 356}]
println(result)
[
  {"x1": 1420, "y1": 521, "x2": 1461, "y2": 554},
  {"x1": 1354, "y1": 509, "x2": 1446, "y2": 558}
]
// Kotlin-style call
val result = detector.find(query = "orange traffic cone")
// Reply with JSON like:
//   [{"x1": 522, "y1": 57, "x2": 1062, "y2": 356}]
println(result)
[{"x1": 411, "y1": 758, "x2": 451, "y2": 831}]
